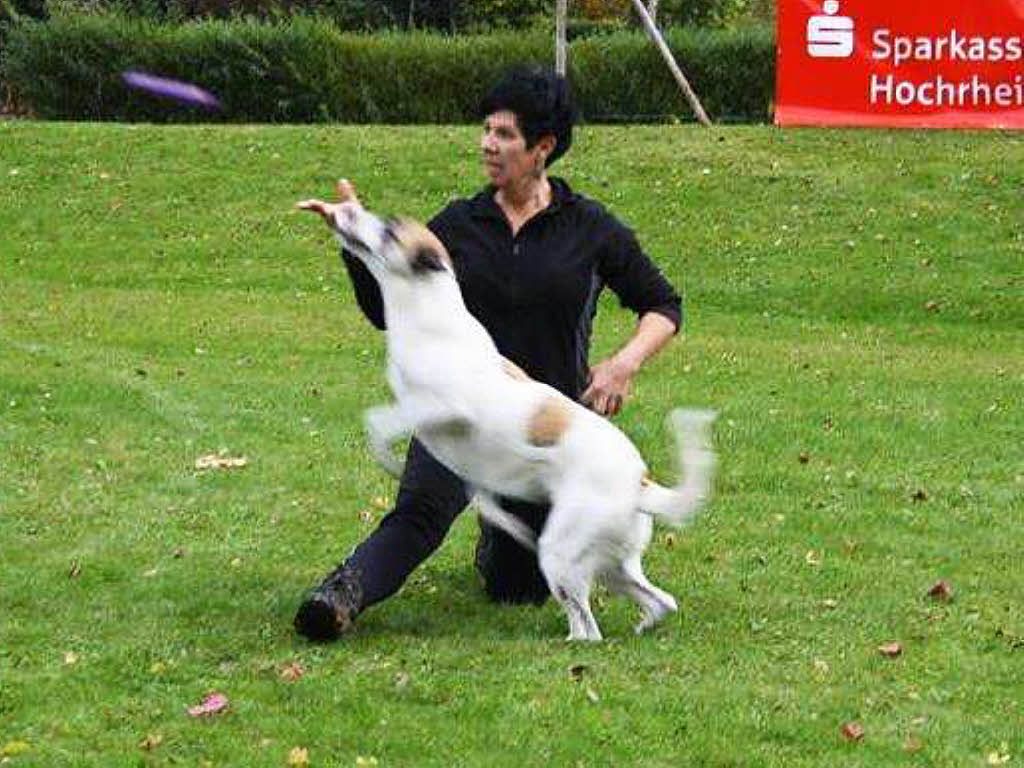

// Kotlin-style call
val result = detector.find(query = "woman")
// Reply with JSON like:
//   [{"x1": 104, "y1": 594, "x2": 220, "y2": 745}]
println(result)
[{"x1": 295, "y1": 66, "x2": 682, "y2": 640}]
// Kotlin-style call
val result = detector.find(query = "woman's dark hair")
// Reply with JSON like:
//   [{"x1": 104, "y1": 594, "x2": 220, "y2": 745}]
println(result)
[{"x1": 479, "y1": 66, "x2": 577, "y2": 167}]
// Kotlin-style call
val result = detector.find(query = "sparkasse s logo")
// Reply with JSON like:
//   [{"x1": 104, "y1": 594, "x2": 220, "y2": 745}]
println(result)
[{"x1": 807, "y1": 0, "x2": 855, "y2": 58}]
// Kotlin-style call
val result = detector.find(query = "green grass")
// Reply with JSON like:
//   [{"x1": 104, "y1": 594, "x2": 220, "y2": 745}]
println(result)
[{"x1": 1, "y1": 121, "x2": 1022, "y2": 766}]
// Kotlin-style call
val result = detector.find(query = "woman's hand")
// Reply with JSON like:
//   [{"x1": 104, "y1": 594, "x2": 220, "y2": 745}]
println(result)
[{"x1": 581, "y1": 356, "x2": 637, "y2": 417}]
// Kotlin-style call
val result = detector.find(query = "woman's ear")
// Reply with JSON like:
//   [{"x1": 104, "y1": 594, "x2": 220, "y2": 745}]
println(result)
[{"x1": 538, "y1": 133, "x2": 556, "y2": 161}]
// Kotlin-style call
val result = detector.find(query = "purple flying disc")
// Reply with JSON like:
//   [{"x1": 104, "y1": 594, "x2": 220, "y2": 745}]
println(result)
[{"x1": 122, "y1": 70, "x2": 221, "y2": 110}]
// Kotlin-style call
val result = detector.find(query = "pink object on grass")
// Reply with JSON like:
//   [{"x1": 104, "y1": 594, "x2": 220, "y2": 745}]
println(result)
[{"x1": 187, "y1": 692, "x2": 229, "y2": 716}]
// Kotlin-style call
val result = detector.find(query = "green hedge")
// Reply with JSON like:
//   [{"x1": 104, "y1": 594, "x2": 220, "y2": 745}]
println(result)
[
  {"x1": 574, "y1": 25, "x2": 774, "y2": 122},
  {"x1": 3, "y1": 15, "x2": 774, "y2": 123}
]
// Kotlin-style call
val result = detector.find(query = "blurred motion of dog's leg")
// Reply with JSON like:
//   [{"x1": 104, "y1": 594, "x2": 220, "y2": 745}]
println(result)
[
  {"x1": 363, "y1": 403, "x2": 409, "y2": 478},
  {"x1": 473, "y1": 491, "x2": 538, "y2": 552},
  {"x1": 638, "y1": 408, "x2": 718, "y2": 527}
]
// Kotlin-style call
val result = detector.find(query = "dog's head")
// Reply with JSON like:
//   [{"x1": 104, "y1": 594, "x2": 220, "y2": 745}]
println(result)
[{"x1": 329, "y1": 202, "x2": 452, "y2": 281}]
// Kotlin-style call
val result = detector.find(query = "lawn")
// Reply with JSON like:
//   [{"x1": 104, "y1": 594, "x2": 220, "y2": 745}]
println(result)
[{"x1": 1, "y1": 121, "x2": 1021, "y2": 767}]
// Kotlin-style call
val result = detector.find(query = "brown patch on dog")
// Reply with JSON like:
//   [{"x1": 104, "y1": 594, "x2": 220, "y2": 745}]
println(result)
[
  {"x1": 640, "y1": 474, "x2": 652, "y2": 488},
  {"x1": 500, "y1": 357, "x2": 530, "y2": 381},
  {"x1": 526, "y1": 398, "x2": 572, "y2": 447},
  {"x1": 390, "y1": 218, "x2": 453, "y2": 270}
]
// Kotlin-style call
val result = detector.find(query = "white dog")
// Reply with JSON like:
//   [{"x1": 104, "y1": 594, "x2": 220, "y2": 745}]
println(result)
[{"x1": 298, "y1": 181, "x2": 716, "y2": 641}]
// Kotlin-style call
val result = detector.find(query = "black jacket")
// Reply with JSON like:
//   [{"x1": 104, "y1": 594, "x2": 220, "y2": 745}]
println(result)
[{"x1": 343, "y1": 177, "x2": 682, "y2": 400}]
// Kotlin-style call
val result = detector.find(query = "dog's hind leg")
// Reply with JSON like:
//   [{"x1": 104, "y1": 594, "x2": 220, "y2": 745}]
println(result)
[
  {"x1": 548, "y1": 576, "x2": 601, "y2": 642},
  {"x1": 364, "y1": 403, "x2": 409, "y2": 477},
  {"x1": 607, "y1": 556, "x2": 678, "y2": 635},
  {"x1": 538, "y1": 519, "x2": 602, "y2": 642}
]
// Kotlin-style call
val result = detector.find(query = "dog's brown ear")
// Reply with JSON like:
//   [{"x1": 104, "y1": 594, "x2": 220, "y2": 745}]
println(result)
[{"x1": 411, "y1": 246, "x2": 447, "y2": 273}]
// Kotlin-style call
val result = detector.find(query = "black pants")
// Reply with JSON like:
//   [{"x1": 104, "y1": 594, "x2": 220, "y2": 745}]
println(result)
[{"x1": 341, "y1": 438, "x2": 550, "y2": 611}]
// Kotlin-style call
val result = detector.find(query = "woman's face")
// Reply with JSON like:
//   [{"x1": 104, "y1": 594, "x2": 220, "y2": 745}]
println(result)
[{"x1": 480, "y1": 110, "x2": 547, "y2": 189}]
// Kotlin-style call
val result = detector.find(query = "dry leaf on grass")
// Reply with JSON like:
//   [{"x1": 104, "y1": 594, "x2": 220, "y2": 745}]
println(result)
[
  {"x1": 902, "y1": 735, "x2": 923, "y2": 753},
  {"x1": 878, "y1": 642, "x2": 903, "y2": 657},
  {"x1": 287, "y1": 746, "x2": 310, "y2": 766},
  {"x1": 194, "y1": 454, "x2": 247, "y2": 470},
  {"x1": 841, "y1": 722, "x2": 865, "y2": 742},
  {"x1": 987, "y1": 745, "x2": 1011, "y2": 765},
  {"x1": 927, "y1": 580, "x2": 953, "y2": 601},
  {"x1": 1, "y1": 742, "x2": 31, "y2": 758},
  {"x1": 187, "y1": 692, "x2": 229, "y2": 717},
  {"x1": 279, "y1": 662, "x2": 305, "y2": 683},
  {"x1": 139, "y1": 734, "x2": 163, "y2": 751}
]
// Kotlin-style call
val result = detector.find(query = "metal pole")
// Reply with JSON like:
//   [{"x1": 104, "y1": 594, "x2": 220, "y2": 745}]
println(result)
[
  {"x1": 555, "y1": 0, "x2": 568, "y2": 75},
  {"x1": 629, "y1": 0, "x2": 712, "y2": 126}
]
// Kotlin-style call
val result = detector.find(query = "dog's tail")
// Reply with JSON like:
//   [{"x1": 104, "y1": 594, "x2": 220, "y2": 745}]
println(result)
[{"x1": 637, "y1": 408, "x2": 717, "y2": 527}]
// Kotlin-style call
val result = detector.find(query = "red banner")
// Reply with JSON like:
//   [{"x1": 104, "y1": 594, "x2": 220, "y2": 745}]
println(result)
[{"x1": 776, "y1": 0, "x2": 1024, "y2": 129}]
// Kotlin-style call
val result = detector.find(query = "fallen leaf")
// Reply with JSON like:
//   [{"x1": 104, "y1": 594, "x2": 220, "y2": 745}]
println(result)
[
  {"x1": 139, "y1": 734, "x2": 163, "y2": 751},
  {"x1": 822, "y1": 598, "x2": 839, "y2": 609},
  {"x1": 194, "y1": 454, "x2": 247, "y2": 470},
  {"x1": 927, "y1": 580, "x2": 953, "y2": 602},
  {"x1": 63, "y1": 651, "x2": 79, "y2": 665},
  {"x1": 925, "y1": 300, "x2": 941, "y2": 312},
  {"x1": 805, "y1": 550, "x2": 822, "y2": 567},
  {"x1": 987, "y1": 749, "x2": 1011, "y2": 766},
  {"x1": 355, "y1": 757, "x2": 379, "y2": 767},
  {"x1": 585, "y1": 687, "x2": 600, "y2": 703},
  {"x1": 798, "y1": 452, "x2": 810, "y2": 464},
  {"x1": 1, "y1": 742, "x2": 30, "y2": 758},
  {"x1": 68, "y1": 560, "x2": 82, "y2": 579},
  {"x1": 371, "y1": 496, "x2": 390, "y2": 510},
  {"x1": 878, "y1": 642, "x2": 903, "y2": 657},
  {"x1": 911, "y1": 489, "x2": 929, "y2": 503},
  {"x1": 394, "y1": 671, "x2": 410, "y2": 690},
  {"x1": 841, "y1": 722, "x2": 865, "y2": 742},
  {"x1": 279, "y1": 662, "x2": 305, "y2": 683},
  {"x1": 287, "y1": 746, "x2": 310, "y2": 766},
  {"x1": 187, "y1": 692, "x2": 229, "y2": 717},
  {"x1": 902, "y1": 735, "x2": 923, "y2": 753}
]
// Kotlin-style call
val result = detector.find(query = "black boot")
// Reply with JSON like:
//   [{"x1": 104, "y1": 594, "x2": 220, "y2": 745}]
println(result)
[{"x1": 294, "y1": 565, "x2": 363, "y2": 641}]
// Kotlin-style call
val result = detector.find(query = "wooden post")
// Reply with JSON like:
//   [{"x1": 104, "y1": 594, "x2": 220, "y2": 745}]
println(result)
[
  {"x1": 629, "y1": 0, "x2": 712, "y2": 126},
  {"x1": 555, "y1": 0, "x2": 568, "y2": 75}
]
